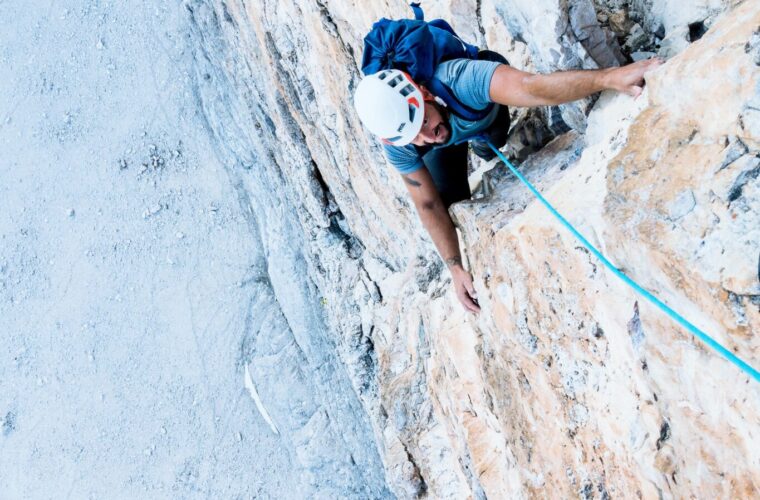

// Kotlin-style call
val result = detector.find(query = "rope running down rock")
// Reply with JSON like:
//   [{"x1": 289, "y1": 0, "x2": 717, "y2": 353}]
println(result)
[{"x1": 485, "y1": 140, "x2": 760, "y2": 383}]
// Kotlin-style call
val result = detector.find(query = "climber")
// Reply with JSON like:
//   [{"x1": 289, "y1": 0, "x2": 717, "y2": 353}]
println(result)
[{"x1": 354, "y1": 55, "x2": 662, "y2": 314}]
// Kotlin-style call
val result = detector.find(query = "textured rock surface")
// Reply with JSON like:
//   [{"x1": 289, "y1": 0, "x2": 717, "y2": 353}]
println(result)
[
  {"x1": 450, "y1": 8, "x2": 760, "y2": 494},
  {"x1": 189, "y1": 0, "x2": 759, "y2": 498},
  {"x1": 0, "y1": 1, "x2": 389, "y2": 497}
]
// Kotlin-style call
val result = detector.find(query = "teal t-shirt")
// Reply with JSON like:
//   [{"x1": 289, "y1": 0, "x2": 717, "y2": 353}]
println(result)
[{"x1": 383, "y1": 58, "x2": 502, "y2": 174}]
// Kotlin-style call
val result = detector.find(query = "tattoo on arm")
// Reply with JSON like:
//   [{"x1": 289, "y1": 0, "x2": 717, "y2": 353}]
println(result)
[
  {"x1": 403, "y1": 175, "x2": 422, "y2": 188},
  {"x1": 445, "y1": 256, "x2": 462, "y2": 267}
]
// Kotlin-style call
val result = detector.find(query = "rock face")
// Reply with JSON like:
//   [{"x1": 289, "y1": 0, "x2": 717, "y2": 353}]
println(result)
[{"x1": 190, "y1": 0, "x2": 759, "y2": 497}]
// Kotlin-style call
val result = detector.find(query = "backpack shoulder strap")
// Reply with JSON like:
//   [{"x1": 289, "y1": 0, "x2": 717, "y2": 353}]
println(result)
[{"x1": 427, "y1": 77, "x2": 495, "y2": 122}]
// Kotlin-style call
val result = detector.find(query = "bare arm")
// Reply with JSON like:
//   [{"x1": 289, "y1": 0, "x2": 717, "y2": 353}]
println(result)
[
  {"x1": 402, "y1": 168, "x2": 480, "y2": 313},
  {"x1": 489, "y1": 58, "x2": 663, "y2": 107}
]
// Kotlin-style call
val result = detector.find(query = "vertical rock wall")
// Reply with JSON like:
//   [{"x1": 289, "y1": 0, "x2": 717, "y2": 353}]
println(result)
[
  {"x1": 189, "y1": 0, "x2": 759, "y2": 497},
  {"x1": 450, "y1": 5, "x2": 760, "y2": 496},
  {"x1": 186, "y1": 2, "x2": 394, "y2": 496}
]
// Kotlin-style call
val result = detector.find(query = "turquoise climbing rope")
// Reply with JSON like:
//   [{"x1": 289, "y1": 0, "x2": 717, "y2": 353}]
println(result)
[{"x1": 485, "y1": 140, "x2": 760, "y2": 383}]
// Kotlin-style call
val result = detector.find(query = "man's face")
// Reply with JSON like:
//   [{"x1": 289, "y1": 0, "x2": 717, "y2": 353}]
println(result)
[{"x1": 410, "y1": 100, "x2": 450, "y2": 147}]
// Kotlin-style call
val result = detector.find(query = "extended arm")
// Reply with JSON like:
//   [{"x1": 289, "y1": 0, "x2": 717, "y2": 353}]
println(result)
[
  {"x1": 489, "y1": 58, "x2": 662, "y2": 107},
  {"x1": 402, "y1": 167, "x2": 480, "y2": 313}
]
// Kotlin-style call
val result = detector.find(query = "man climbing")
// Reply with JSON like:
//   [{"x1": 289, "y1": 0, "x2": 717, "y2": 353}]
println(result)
[{"x1": 354, "y1": 53, "x2": 662, "y2": 314}]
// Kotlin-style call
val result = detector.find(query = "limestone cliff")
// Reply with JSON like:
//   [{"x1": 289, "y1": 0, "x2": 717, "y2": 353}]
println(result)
[{"x1": 189, "y1": 0, "x2": 758, "y2": 497}]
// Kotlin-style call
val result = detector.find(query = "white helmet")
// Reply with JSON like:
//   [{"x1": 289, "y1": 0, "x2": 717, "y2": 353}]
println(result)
[{"x1": 354, "y1": 70, "x2": 425, "y2": 146}]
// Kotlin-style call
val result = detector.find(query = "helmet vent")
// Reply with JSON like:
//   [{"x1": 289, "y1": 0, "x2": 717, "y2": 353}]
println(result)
[
  {"x1": 408, "y1": 103, "x2": 417, "y2": 123},
  {"x1": 399, "y1": 84, "x2": 415, "y2": 97},
  {"x1": 387, "y1": 74, "x2": 404, "y2": 88}
]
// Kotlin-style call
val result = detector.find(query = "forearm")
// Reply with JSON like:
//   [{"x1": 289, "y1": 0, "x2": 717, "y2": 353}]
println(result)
[
  {"x1": 416, "y1": 199, "x2": 463, "y2": 269},
  {"x1": 522, "y1": 69, "x2": 611, "y2": 105},
  {"x1": 490, "y1": 59, "x2": 662, "y2": 107},
  {"x1": 402, "y1": 170, "x2": 480, "y2": 313}
]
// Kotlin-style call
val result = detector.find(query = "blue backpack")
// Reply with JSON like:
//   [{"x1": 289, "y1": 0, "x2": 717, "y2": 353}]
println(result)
[{"x1": 361, "y1": 2, "x2": 494, "y2": 122}]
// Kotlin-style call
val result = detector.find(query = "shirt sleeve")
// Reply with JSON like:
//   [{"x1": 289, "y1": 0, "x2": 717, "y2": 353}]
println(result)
[
  {"x1": 436, "y1": 59, "x2": 501, "y2": 110},
  {"x1": 383, "y1": 144, "x2": 424, "y2": 175}
]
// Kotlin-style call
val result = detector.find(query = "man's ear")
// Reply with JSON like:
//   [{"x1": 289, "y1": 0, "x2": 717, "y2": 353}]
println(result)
[{"x1": 419, "y1": 85, "x2": 434, "y2": 100}]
